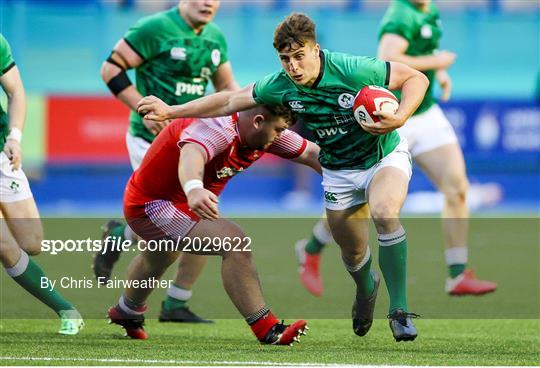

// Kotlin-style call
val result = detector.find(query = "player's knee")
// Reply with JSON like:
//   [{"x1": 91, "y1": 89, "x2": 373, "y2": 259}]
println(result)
[
  {"x1": 442, "y1": 174, "x2": 469, "y2": 206},
  {"x1": 341, "y1": 247, "x2": 368, "y2": 267},
  {"x1": 18, "y1": 231, "x2": 43, "y2": 256},
  {"x1": 143, "y1": 249, "x2": 180, "y2": 268},
  {"x1": 220, "y1": 229, "x2": 250, "y2": 259},
  {"x1": 370, "y1": 201, "x2": 401, "y2": 222}
]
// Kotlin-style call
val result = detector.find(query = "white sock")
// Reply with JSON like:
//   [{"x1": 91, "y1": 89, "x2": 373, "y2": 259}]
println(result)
[
  {"x1": 445, "y1": 246, "x2": 468, "y2": 266},
  {"x1": 167, "y1": 284, "x2": 192, "y2": 301},
  {"x1": 118, "y1": 295, "x2": 146, "y2": 315},
  {"x1": 313, "y1": 219, "x2": 334, "y2": 245},
  {"x1": 378, "y1": 226, "x2": 406, "y2": 247},
  {"x1": 5, "y1": 249, "x2": 29, "y2": 277}
]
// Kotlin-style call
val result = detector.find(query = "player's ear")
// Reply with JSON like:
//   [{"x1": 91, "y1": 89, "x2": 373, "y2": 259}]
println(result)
[{"x1": 253, "y1": 114, "x2": 265, "y2": 130}]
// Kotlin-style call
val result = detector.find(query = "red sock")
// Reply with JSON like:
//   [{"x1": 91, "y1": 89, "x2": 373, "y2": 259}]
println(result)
[{"x1": 249, "y1": 311, "x2": 279, "y2": 341}]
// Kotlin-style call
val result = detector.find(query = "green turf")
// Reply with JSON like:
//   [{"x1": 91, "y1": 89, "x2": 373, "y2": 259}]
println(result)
[
  {"x1": 0, "y1": 319, "x2": 539, "y2": 366},
  {"x1": 1, "y1": 217, "x2": 538, "y2": 365}
]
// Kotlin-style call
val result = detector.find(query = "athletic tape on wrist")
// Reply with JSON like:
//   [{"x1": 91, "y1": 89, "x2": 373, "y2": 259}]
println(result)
[
  {"x1": 7, "y1": 127, "x2": 22, "y2": 143},
  {"x1": 183, "y1": 179, "x2": 204, "y2": 195}
]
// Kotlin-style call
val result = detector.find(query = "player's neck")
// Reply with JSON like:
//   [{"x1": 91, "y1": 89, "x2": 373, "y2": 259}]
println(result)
[
  {"x1": 178, "y1": 6, "x2": 205, "y2": 34},
  {"x1": 413, "y1": 3, "x2": 430, "y2": 13}
]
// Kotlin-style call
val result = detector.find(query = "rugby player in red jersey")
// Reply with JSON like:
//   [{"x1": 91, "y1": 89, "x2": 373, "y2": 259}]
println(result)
[{"x1": 107, "y1": 104, "x2": 319, "y2": 345}]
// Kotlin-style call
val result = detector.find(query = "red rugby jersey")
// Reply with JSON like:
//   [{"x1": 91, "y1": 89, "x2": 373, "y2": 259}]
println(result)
[{"x1": 125, "y1": 114, "x2": 307, "y2": 206}]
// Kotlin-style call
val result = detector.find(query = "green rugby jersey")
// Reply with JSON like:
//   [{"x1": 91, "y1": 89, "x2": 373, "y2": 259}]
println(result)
[
  {"x1": 379, "y1": 0, "x2": 442, "y2": 115},
  {"x1": 124, "y1": 6, "x2": 229, "y2": 142},
  {"x1": 253, "y1": 49, "x2": 400, "y2": 170},
  {"x1": 0, "y1": 34, "x2": 16, "y2": 152}
]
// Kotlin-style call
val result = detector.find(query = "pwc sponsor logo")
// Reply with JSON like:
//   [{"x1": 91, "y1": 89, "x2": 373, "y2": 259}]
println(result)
[{"x1": 175, "y1": 82, "x2": 205, "y2": 96}]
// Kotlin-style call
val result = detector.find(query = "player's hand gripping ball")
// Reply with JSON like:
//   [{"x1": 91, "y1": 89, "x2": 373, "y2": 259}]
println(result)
[{"x1": 353, "y1": 86, "x2": 399, "y2": 128}]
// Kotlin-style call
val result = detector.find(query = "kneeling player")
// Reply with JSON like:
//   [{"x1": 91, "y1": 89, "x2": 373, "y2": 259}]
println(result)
[{"x1": 108, "y1": 104, "x2": 319, "y2": 345}]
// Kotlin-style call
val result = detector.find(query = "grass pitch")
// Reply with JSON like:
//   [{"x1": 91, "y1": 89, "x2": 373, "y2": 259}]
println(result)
[
  {"x1": 1, "y1": 319, "x2": 539, "y2": 366},
  {"x1": 1, "y1": 216, "x2": 538, "y2": 365}
]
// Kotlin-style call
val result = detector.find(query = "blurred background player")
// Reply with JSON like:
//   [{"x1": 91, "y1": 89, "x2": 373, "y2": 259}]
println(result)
[
  {"x1": 294, "y1": 0, "x2": 497, "y2": 298},
  {"x1": 0, "y1": 34, "x2": 84, "y2": 335},
  {"x1": 108, "y1": 104, "x2": 318, "y2": 344},
  {"x1": 94, "y1": 0, "x2": 239, "y2": 323},
  {"x1": 137, "y1": 12, "x2": 429, "y2": 341}
]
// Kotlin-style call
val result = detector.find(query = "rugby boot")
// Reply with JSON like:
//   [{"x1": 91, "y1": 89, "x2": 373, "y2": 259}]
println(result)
[
  {"x1": 295, "y1": 239, "x2": 323, "y2": 297},
  {"x1": 446, "y1": 269, "x2": 497, "y2": 296},
  {"x1": 388, "y1": 309, "x2": 419, "y2": 342},
  {"x1": 260, "y1": 320, "x2": 308, "y2": 346},
  {"x1": 352, "y1": 270, "x2": 380, "y2": 336},
  {"x1": 58, "y1": 309, "x2": 84, "y2": 335},
  {"x1": 107, "y1": 305, "x2": 148, "y2": 340},
  {"x1": 158, "y1": 302, "x2": 213, "y2": 323}
]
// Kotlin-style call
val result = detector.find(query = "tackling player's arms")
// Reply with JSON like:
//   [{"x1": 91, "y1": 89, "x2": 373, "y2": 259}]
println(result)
[
  {"x1": 138, "y1": 84, "x2": 258, "y2": 122},
  {"x1": 178, "y1": 142, "x2": 220, "y2": 220},
  {"x1": 290, "y1": 141, "x2": 321, "y2": 175}
]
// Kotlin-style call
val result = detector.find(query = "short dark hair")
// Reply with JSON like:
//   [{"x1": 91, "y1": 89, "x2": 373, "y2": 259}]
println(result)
[
  {"x1": 261, "y1": 104, "x2": 297, "y2": 126},
  {"x1": 273, "y1": 13, "x2": 317, "y2": 52}
]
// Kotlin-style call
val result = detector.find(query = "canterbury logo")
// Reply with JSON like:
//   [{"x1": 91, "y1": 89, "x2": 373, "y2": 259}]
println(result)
[
  {"x1": 288, "y1": 101, "x2": 304, "y2": 110},
  {"x1": 324, "y1": 191, "x2": 338, "y2": 203}
]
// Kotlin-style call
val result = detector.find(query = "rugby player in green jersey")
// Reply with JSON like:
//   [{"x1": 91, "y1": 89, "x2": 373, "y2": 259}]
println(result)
[
  {"x1": 0, "y1": 34, "x2": 83, "y2": 334},
  {"x1": 96, "y1": 0, "x2": 239, "y2": 323},
  {"x1": 137, "y1": 13, "x2": 429, "y2": 341},
  {"x1": 296, "y1": 0, "x2": 496, "y2": 298}
]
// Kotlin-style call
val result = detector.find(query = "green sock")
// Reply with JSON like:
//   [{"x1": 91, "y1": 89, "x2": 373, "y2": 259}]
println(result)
[
  {"x1": 163, "y1": 283, "x2": 190, "y2": 310},
  {"x1": 305, "y1": 235, "x2": 326, "y2": 255},
  {"x1": 345, "y1": 251, "x2": 375, "y2": 298},
  {"x1": 110, "y1": 223, "x2": 126, "y2": 240},
  {"x1": 449, "y1": 264, "x2": 466, "y2": 278},
  {"x1": 378, "y1": 227, "x2": 408, "y2": 314},
  {"x1": 163, "y1": 295, "x2": 186, "y2": 310},
  {"x1": 8, "y1": 251, "x2": 74, "y2": 315}
]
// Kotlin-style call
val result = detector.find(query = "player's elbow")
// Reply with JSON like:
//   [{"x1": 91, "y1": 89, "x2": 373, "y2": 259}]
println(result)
[{"x1": 100, "y1": 61, "x2": 113, "y2": 83}]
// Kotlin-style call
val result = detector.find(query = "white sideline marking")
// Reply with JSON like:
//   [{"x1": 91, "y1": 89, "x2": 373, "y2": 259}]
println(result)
[{"x1": 0, "y1": 356, "x2": 353, "y2": 366}]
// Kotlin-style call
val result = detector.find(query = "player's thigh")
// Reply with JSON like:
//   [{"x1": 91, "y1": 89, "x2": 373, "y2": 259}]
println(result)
[
  {"x1": 0, "y1": 211, "x2": 23, "y2": 267},
  {"x1": 326, "y1": 203, "x2": 370, "y2": 252},
  {"x1": 0, "y1": 198, "x2": 43, "y2": 255},
  {"x1": 185, "y1": 218, "x2": 247, "y2": 257},
  {"x1": 414, "y1": 143, "x2": 468, "y2": 194},
  {"x1": 367, "y1": 167, "x2": 409, "y2": 219}
]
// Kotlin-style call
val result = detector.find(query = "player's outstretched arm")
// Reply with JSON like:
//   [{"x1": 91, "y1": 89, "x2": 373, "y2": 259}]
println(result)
[
  {"x1": 178, "y1": 143, "x2": 220, "y2": 220},
  {"x1": 378, "y1": 33, "x2": 456, "y2": 72},
  {"x1": 138, "y1": 84, "x2": 258, "y2": 122},
  {"x1": 1, "y1": 65, "x2": 26, "y2": 170},
  {"x1": 291, "y1": 141, "x2": 322, "y2": 175}
]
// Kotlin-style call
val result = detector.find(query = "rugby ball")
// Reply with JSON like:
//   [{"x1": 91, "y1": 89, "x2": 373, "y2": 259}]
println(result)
[{"x1": 353, "y1": 86, "x2": 399, "y2": 126}]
